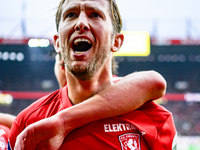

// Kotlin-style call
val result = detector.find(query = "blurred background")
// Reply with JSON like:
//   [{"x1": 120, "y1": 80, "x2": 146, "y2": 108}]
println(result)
[{"x1": 0, "y1": 0, "x2": 200, "y2": 149}]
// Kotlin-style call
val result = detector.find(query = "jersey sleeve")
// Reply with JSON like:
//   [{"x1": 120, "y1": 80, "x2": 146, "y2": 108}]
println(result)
[{"x1": 154, "y1": 114, "x2": 177, "y2": 150}]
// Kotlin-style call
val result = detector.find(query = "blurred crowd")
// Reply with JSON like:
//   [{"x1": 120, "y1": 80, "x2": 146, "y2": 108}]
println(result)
[{"x1": 162, "y1": 101, "x2": 200, "y2": 136}]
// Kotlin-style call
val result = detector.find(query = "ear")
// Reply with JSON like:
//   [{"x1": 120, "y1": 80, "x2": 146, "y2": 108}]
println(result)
[
  {"x1": 111, "y1": 33, "x2": 124, "y2": 52},
  {"x1": 53, "y1": 34, "x2": 61, "y2": 53}
]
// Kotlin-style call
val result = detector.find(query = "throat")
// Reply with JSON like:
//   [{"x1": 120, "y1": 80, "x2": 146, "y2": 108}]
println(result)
[
  {"x1": 68, "y1": 80, "x2": 110, "y2": 105},
  {"x1": 68, "y1": 86, "x2": 96, "y2": 105},
  {"x1": 67, "y1": 71, "x2": 113, "y2": 105}
]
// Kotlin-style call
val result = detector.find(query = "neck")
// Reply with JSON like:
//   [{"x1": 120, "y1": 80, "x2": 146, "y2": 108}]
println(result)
[
  {"x1": 66, "y1": 53, "x2": 114, "y2": 105},
  {"x1": 66, "y1": 53, "x2": 114, "y2": 104},
  {"x1": 67, "y1": 70, "x2": 113, "y2": 105}
]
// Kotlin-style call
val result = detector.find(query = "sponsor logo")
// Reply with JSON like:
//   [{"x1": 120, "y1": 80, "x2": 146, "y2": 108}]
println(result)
[
  {"x1": 119, "y1": 133, "x2": 141, "y2": 150},
  {"x1": 104, "y1": 123, "x2": 137, "y2": 132}
]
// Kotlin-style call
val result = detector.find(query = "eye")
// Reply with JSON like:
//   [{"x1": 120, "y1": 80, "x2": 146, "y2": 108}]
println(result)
[
  {"x1": 66, "y1": 12, "x2": 77, "y2": 18},
  {"x1": 90, "y1": 12, "x2": 101, "y2": 18}
]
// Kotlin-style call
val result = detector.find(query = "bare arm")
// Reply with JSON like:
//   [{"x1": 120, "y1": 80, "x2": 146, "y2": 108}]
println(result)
[
  {"x1": 0, "y1": 113, "x2": 16, "y2": 129},
  {"x1": 60, "y1": 70, "x2": 166, "y2": 133},
  {"x1": 14, "y1": 70, "x2": 166, "y2": 150}
]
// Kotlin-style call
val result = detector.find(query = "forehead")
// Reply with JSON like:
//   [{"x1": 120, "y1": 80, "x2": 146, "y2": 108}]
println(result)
[{"x1": 63, "y1": 0, "x2": 109, "y2": 11}]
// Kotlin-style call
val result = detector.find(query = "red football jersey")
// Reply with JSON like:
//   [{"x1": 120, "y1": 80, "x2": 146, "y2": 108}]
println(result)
[
  {"x1": 0, "y1": 124, "x2": 10, "y2": 150},
  {"x1": 9, "y1": 86, "x2": 177, "y2": 150}
]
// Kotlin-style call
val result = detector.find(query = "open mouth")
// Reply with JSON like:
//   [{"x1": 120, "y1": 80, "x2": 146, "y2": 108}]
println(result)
[{"x1": 73, "y1": 38, "x2": 92, "y2": 54}]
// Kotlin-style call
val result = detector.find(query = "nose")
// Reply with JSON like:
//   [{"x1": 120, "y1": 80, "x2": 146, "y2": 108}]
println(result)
[{"x1": 74, "y1": 12, "x2": 90, "y2": 32}]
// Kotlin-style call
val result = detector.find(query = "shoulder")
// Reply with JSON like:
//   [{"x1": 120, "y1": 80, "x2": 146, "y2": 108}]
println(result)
[
  {"x1": 9, "y1": 88, "x2": 67, "y2": 150},
  {"x1": 122, "y1": 101, "x2": 177, "y2": 149},
  {"x1": 138, "y1": 101, "x2": 177, "y2": 149},
  {"x1": 138, "y1": 101, "x2": 173, "y2": 130},
  {"x1": 139, "y1": 101, "x2": 172, "y2": 116},
  {"x1": 15, "y1": 88, "x2": 64, "y2": 128},
  {"x1": 121, "y1": 101, "x2": 175, "y2": 133}
]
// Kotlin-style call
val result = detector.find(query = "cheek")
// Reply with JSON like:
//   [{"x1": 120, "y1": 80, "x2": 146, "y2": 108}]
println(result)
[
  {"x1": 60, "y1": 31, "x2": 68, "y2": 44},
  {"x1": 98, "y1": 23, "x2": 113, "y2": 41},
  {"x1": 100, "y1": 31, "x2": 112, "y2": 45},
  {"x1": 59, "y1": 24, "x2": 73, "y2": 44}
]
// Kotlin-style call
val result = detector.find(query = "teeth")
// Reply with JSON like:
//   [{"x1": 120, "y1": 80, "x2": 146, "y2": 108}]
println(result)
[
  {"x1": 75, "y1": 51, "x2": 85, "y2": 54},
  {"x1": 74, "y1": 38, "x2": 91, "y2": 45}
]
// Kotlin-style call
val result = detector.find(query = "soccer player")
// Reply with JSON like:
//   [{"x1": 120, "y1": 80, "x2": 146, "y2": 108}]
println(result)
[{"x1": 11, "y1": 0, "x2": 177, "y2": 149}]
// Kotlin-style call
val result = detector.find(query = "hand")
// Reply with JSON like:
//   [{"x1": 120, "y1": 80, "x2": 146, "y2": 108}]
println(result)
[{"x1": 14, "y1": 115, "x2": 67, "y2": 150}]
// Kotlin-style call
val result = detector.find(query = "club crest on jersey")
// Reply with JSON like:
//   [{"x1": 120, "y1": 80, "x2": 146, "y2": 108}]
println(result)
[{"x1": 119, "y1": 133, "x2": 141, "y2": 150}]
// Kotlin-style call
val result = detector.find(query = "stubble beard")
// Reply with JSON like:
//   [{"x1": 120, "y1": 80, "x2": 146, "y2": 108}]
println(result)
[{"x1": 61, "y1": 44, "x2": 111, "y2": 81}]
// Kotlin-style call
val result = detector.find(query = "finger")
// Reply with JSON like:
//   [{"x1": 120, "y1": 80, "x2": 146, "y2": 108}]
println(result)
[
  {"x1": 15, "y1": 131, "x2": 27, "y2": 150},
  {"x1": 14, "y1": 138, "x2": 26, "y2": 150},
  {"x1": 15, "y1": 127, "x2": 37, "y2": 150}
]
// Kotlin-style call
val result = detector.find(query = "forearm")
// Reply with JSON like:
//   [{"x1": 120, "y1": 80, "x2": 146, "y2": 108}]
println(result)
[
  {"x1": 58, "y1": 70, "x2": 166, "y2": 136},
  {"x1": 0, "y1": 113, "x2": 16, "y2": 128}
]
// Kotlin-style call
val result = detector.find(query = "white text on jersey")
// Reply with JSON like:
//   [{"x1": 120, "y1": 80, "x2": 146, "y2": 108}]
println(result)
[{"x1": 104, "y1": 123, "x2": 136, "y2": 132}]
